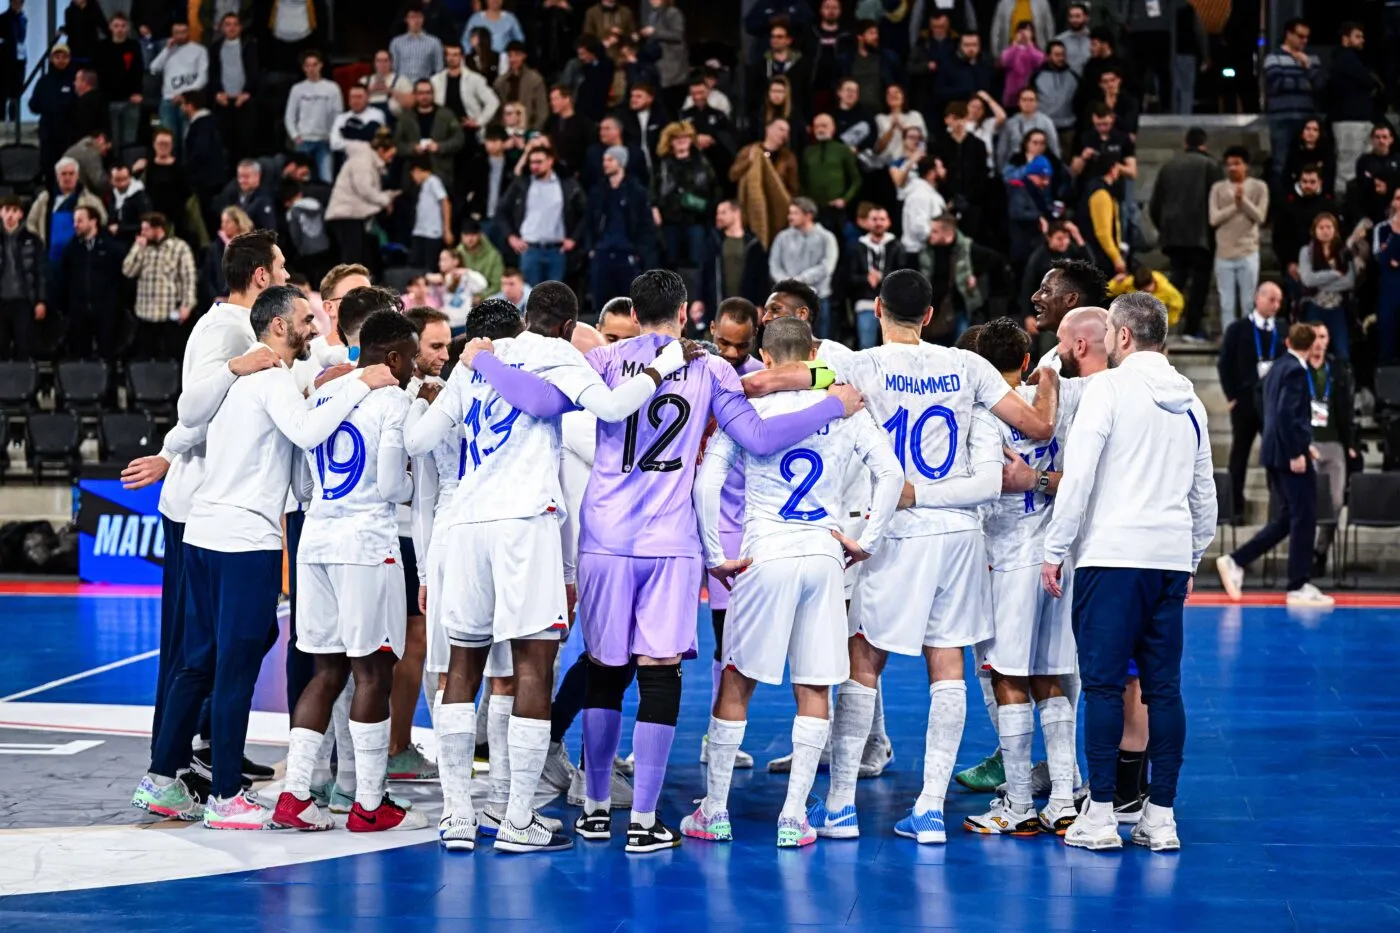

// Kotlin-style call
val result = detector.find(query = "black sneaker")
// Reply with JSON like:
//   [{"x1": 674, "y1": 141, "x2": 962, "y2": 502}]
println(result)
[
  {"x1": 626, "y1": 817, "x2": 681, "y2": 854},
  {"x1": 190, "y1": 748, "x2": 268, "y2": 789},
  {"x1": 1112, "y1": 793, "x2": 1145, "y2": 824},
  {"x1": 178, "y1": 768, "x2": 212, "y2": 805},
  {"x1": 242, "y1": 755, "x2": 274, "y2": 782},
  {"x1": 575, "y1": 809, "x2": 612, "y2": 840}
]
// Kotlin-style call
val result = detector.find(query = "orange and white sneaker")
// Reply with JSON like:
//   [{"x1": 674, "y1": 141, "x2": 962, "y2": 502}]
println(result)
[
  {"x1": 347, "y1": 794, "x2": 429, "y2": 832},
  {"x1": 273, "y1": 791, "x2": 333, "y2": 831},
  {"x1": 963, "y1": 796, "x2": 1040, "y2": 837}
]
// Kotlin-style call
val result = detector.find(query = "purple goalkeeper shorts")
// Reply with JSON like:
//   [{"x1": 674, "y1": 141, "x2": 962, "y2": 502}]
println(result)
[
  {"x1": 577, "y1": 552, "x2": 703, "y2": 666},
  {"x1": 706, "y1": 530, "x2": 744, "y2": 612}
]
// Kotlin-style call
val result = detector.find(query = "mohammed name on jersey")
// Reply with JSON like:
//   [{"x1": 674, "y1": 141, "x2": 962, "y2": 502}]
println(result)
[
  {"x1": 695, "y1": 390, "x2": 903, "y2": 686},
  {"x1": 296, "y1": 374, "x2": 414, "y2": 659}
]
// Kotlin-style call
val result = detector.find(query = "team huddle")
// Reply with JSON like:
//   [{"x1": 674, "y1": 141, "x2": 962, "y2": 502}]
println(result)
[{"x1": 126, "y1": 230, "x2": 1210, "y2": 856}]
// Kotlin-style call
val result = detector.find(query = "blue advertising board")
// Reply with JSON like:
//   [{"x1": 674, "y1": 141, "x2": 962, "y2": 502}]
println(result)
[{"x1": 76, "y1": 479, "x2": 165, "y2": 584}]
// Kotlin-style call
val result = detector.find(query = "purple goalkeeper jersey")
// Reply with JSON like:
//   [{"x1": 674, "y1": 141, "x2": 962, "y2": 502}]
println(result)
[
  {"x1": 581, "y1": 333, "x2": 843, "y2": 559},
  {"x1": 718, "y1": 355, "x2": 765, "y2": 535}
]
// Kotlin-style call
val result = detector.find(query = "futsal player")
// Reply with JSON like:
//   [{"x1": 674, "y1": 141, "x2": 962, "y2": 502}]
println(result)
[
  {"x1": 684, "y1": 317, "x2": 903, "y2": 847},
  {"x1": 136, "y1": 287, "x2": 397, "y2": 828},
  {"x1": 275, "y1": 310, "x2": 429, "y2": 833}
]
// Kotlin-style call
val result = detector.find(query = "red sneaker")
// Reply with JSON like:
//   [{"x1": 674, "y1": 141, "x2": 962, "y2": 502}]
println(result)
[
  {"x1": 347, "y1": 795, "x2": 430, "y2": 832},
  {"x1": 273, "y1": 791, "x2": 333, "y2": 831}
]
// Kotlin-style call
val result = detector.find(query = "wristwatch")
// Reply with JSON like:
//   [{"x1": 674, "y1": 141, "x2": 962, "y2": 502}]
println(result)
[{"x1": 1035, "y1": 470, "x2": 1051, "y2": 493}]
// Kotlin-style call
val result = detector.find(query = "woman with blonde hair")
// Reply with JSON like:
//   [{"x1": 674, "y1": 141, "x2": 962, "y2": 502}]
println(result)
[
  {"x1": 653, "y1": 120, "x2": 718, "y2": 266},
  {"x1": 199, "y1": 206, "x2": 253, "y2": 307}
]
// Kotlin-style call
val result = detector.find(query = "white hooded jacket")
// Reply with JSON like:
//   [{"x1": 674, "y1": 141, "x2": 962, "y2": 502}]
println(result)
[{"x1": 1044, "y1": 350, "x2": 1216, "y2": 573}]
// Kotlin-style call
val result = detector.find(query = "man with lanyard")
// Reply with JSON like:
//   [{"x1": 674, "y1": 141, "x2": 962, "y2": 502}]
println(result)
[
  {"x1": 1216, "y1": 282, "x2": 1282, "y2": 524},
  {"x1": 1304, "y1": 322, "x2": 1355, "y2": 577}
]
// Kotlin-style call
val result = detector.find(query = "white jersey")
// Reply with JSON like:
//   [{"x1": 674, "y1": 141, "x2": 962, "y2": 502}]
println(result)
[
  {"x1": 298, "y1": 375, "x2": 413, "y2": 566},
  {"x1": 1038, "y1": 346, "x2": 1061, "y2": 372},
  {"x1": 560, "y1": 411, "x2": 597, "y2": 585},
  {"x1": 419, "y1": 331, "x2": 606, "y2": 527},
  {"x1": 819, "y1": 339, "x2": 1012, "y2": 537},
  {"x1": 698, "y1": 389, "x2": 902, "y2": 566}
]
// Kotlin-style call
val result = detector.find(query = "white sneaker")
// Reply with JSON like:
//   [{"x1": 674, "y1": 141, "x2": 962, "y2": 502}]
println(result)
[
  {"x1": 481, "y1": 804, "x2": 563, "y2": 836},
  {"x1": 1286, "y1": 583, "x2": 1335, "y2": 607},
  {"x1": 565, "y1": 760, "x2": 634, "y2": 808},
  {"x1": 1039, "y1": 798, "x2": 1078, "y2": 836},
  {"x1": 539, "y1": 742, "x2": 577, "y2": 795},
  {"x1": 203, "y1": 791, "x2": 281, "y2": 831},
  {"x1": 699, "y1": 735, "x2": 753, "y2": 769},
  {"x1": 1063, "y1": 800, "x2": 1122, "y2": 851},
  {"x1": 1130, "y1": 801, "x2": 1181, "y2": 852},
  {"x1": 1216, "y1": 555, "x2": 1244, "y2": 601},
  {"x1": 438, "y1": 811, "x2": 479, "y2": 852},
  {"x1": 858, "y1": 733, "x2": 894, "y2": 778}
]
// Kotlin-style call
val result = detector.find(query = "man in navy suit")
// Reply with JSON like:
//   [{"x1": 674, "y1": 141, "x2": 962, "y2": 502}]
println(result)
[{"x1": 1217, "y1": 322, "x2": 1335, "y2": 606}]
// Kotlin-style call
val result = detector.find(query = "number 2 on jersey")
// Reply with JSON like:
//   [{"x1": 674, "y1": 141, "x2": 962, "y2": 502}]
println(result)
[
  {"x1": 883, "y1": 405, "x2": 958, "y2": 479},
  {"x1": 315, "y1": 423, "x2": 366, "y2": 500},
  {"x1": 778, "y1": 448, "x2": 828, "y2": 521},
  {"x1": 1020, "y1": 438, "x2": 1060, "y2": 514},
  {"x1": 621, "y1": 395, "x2": 691, "y2": 473}
]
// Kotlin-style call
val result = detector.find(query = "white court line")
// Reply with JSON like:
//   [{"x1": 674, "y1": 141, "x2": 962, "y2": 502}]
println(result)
[{"x1": 0, "y1": 649, "x2": 160, "y2": 702}]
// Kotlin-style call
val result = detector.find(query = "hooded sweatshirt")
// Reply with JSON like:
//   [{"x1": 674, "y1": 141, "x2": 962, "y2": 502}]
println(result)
[
  {"x1": 1044, "y1": 350, "x2": 1215, "y2": 572},
  {"x1": 767, "y1": 223, "x2": 839, "y2": 299}
]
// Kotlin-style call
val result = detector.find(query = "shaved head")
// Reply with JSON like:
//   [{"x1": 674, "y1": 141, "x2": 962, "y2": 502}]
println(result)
[{"x1": 1057, "y1": 306, "x2": 1109, "y2": 378}]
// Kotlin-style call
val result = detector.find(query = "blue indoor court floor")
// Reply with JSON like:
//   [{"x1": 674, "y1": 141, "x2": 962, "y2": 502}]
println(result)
[{"x1": 0, "y1": 583, "x2": 1398, "y2": 932}]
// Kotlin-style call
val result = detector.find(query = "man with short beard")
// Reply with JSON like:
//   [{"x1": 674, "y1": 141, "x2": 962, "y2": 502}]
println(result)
[{"x1": 800, "y1": 113, "x2": 861, "y2": 236}]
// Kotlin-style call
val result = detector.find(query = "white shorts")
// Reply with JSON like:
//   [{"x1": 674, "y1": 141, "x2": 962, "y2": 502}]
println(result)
[
  {"x1": 725, "y1": 554, "x2": 850, "y2": 686},
  {"x1": 839, "y1": 512, "x2": 867, "y2": 600},
  {"x1": 850, "y1": 530, "x2": 994, "y2": 655},
  {"x1": 985, "y1": 564, "x2": 1078, "y2": 677},
  {"x1": 441, "y1": 515, "x2": 569, "y2": 646},
  {"x1": 425, "y1": 540, "x2": 450, "y2": 674},
  {"x1": 296, "y1": 560, "x2": 406, "y2": 659}
]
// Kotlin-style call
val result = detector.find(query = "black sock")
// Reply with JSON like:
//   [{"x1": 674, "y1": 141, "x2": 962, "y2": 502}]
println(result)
[
  {"x1": 1117, "y1": 750, "x2": 1146, "y2": 800},
  {"x1": 550, "y1": 654, "x2": 590, "y2": 745}
]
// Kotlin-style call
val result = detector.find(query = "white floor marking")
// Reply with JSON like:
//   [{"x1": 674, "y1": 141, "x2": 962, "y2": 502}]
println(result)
[{"x1": 0, "y1": 650, "x2": 161, "y2": 703}]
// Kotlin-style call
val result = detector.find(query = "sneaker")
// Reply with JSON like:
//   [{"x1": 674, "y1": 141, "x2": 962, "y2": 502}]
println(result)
[
  {"x1": 1286, "y1": 583, "x2": 1335, "y2": 607},
  {"x1": 575, "y1": 808, "x2": 612, "y2": 840},
  {"x1": 480, "y1": 804, "x2": 563, "y2": 838},
  {"x1": 618, "y1": 753, "x2": 635, "y2": 777},
  {"x1": 699, "y1": 735, "x2": 754, "y2": 770},
  {"x1": 495, "y1": 813, "x2": 575, "y2": 853},
  {"x1": 272, "y1": 791, "x2": 333, "y2": 831},
  {"x1": 131, "y1": 775, "x2": 203, "y2": 821},
  {"x1": 309, "y1": 779, "x2": 334, "y2": 809},
  {"x1": 241, "y1": 756, "x2": 275, "y2": 782},
  {"x1": 1130, "y1": 801, "x2": 1181, "y2": 852},
  {"x1": 327, "y1": 782, "x2": 412, "y2": 814},
  {"x1": 1039, "y1": 798, "x2": 1078, "y2": 836},
  {"x1": 858, "y1": 734, "x2": 894, "y2": 779},
  {"x1": 1030, "y1": 760, "x2": 1051, "y2": 797},
  {"x1": 767, "y1": 747, "x2": 832, "y2": 774},
  {"x1": 438, "y1": 812, "x2": 479, "y2": 852},
  {"x1": 386, "y1": 745, "x2": 439, "y2": 781},
  {"x1": 680, "y1": 805, "x2": 732, "y2": 842},
  {"x1": 776, "y1": 816, "x2": 816, "y2": 848},
  {"x1": 963, "y1": 797, "x2": 1039, "y2": 837},
  {"x1": 203, "y1": 790, "x2": 280, "y2": 830},
  {"x1": 894, "y1": 808, "x2": 946, "y2": 845},
  {"x1": 347, "y1": 795, "x2": 429, "y2": 832},
  {"x1": 179, "y1": 768, "x2": 212, "y2": 806},
  {"x1": 566, "y1": 761, "x2": 634, "y2": 809},
  {"x1": 625, "y1": 816, "x2": 681, "y2": 854},
  {"x1": 806, "y1": 799, "x2": 859, "y2": 839},
  {"x1": 1216, "y1": 555, "x2": 1244, "y2": 601},
  {"x1": 1113, "y1": 792, "x2": 1146, "y2": 824},
  {"x1": 189, "y1": 749, "x2": 270, "y2": 788},
  {"x1": 1063, "y1": 802, "x2": 1123, "y2": 851},
  {"x1": 954, "y1": 751, "x2": 1005, "y2": 791},
  {"x1": 539, "y1": 743, "x2": 577, "y2": 795}
]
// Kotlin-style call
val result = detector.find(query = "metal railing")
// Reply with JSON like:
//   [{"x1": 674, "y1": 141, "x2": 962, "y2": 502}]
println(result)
[{"x1": 10, "y1": 28, "x2": 68, "y2": 145}]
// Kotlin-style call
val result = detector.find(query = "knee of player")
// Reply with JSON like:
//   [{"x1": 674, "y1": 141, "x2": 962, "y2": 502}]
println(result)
[
  {"x1": 583, "y1": 656, "x2": 632, "y2": 711},
  {"x1": 635, "y1": 663, "x2": 683, "y2": 724}
]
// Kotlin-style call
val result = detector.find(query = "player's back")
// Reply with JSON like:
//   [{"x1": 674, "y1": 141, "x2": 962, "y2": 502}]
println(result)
[
  {"x1": 444, "y1": 331, "x2": 573, "y2": 526},
  {"x1": 299, "y1": 373, "x2": 411, "y2": 565},
  {"x1": 737, "y1": 390, "x2": 876, "y2": 563},
  {"x1": 582, "y1": 332, "x2": 735, "y2": 557},
  {"x1": 819, "y1": 339, "x2": 1009, "y2": 537}
]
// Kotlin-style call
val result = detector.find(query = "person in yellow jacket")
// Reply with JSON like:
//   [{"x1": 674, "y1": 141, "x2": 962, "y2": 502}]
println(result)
[{"x1": 1108, "y1": 266, "x2": 1185, "y2": 327}]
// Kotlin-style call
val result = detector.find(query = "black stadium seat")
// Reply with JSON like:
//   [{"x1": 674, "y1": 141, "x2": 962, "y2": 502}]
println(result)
[
  {"x1": 127, "y1": 361, "x2": 181, "y2": 419},
  {"x1": 0, "y1": 144, "x2": 41, "y2": 195},
  {"x1": 27, "y1": 411, "x2": 81, "y2": 482},
  {"x1": 56, "y1": 361, "x2": 110, "y2": 420},
  {"x1": 100, "y1": 412, "x2": 158, "y2": 465}
]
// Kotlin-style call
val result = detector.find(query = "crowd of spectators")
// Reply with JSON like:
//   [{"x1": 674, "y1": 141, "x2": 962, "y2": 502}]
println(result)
[{"x1": 0, "y1": 0, "x2": 1390, "y2": 365}]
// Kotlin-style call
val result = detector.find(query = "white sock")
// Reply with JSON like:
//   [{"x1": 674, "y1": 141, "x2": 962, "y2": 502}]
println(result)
[
  {"x1": 826, "y1": 680, "x2": 876, "y2": 813},
  {"x1": 631, "y1": 809, "x2": 656, "y2": 829},
  {"x1": 505, "y1": 716, "x2": 550, "y2": 829},
  {"x1": 192, "y1": 737, "x2": 210, "y2": 753},
  {"x1": 915, "y1": 680, "x2": 965, "y2": 815},
  {"x1": 1085, "y1": 798, "x2": 1114, "y2": 822},
  {"x1": 147, "y1": 772, "x2": 175, "y2": 787},
  {"x1": 488, "y1": 695, "x2": 513, "y2": 808},
  {"x1": 349, "y1": 718, "x2": 390, "y2": 810},
  {"x1": 430, "y1": 685, "x2": 443, "y2": 730},
  {"x1": 311, "y1": 727, "x2": 335, "y2": 786},
  {"x1": 476, "y1": 692, "x2": 491, "y2": 749},
  {"x1": 1038, "y1": 695, "x2": 1076, "y2": 804},
  {"x1": 869, "y1": 678, "x2": 887, "y2": 743},
  {"x1": 782, "y1": 715, "x2": 830, "y2": 822},
  {"x1": 997, "y1": 703, "x2": 1034, "y2": 810},
  {"x1": 701, "y1": 716, "x2": 745, "y2": 817},
  {"x1": 437, "y1": 702, "x2": 476, "y2": 819},
  {"x1": 284, "y1": 727, "x2": 323, "y2": 799},
  {"x1": 332, "y1": 680, "x2": 356, "y2": 794},
  {"x1": 1059, "y1": 671, "x2": 1083, "y2": 787},
  {"x1": 978, "y1": 670, "x2": 998, "y2": 734}
]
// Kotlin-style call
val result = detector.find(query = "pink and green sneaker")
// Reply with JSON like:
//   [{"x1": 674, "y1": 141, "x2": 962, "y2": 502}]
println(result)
[{"x1": 679, "y1": 804, "x2": 732, "y2": 842}]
